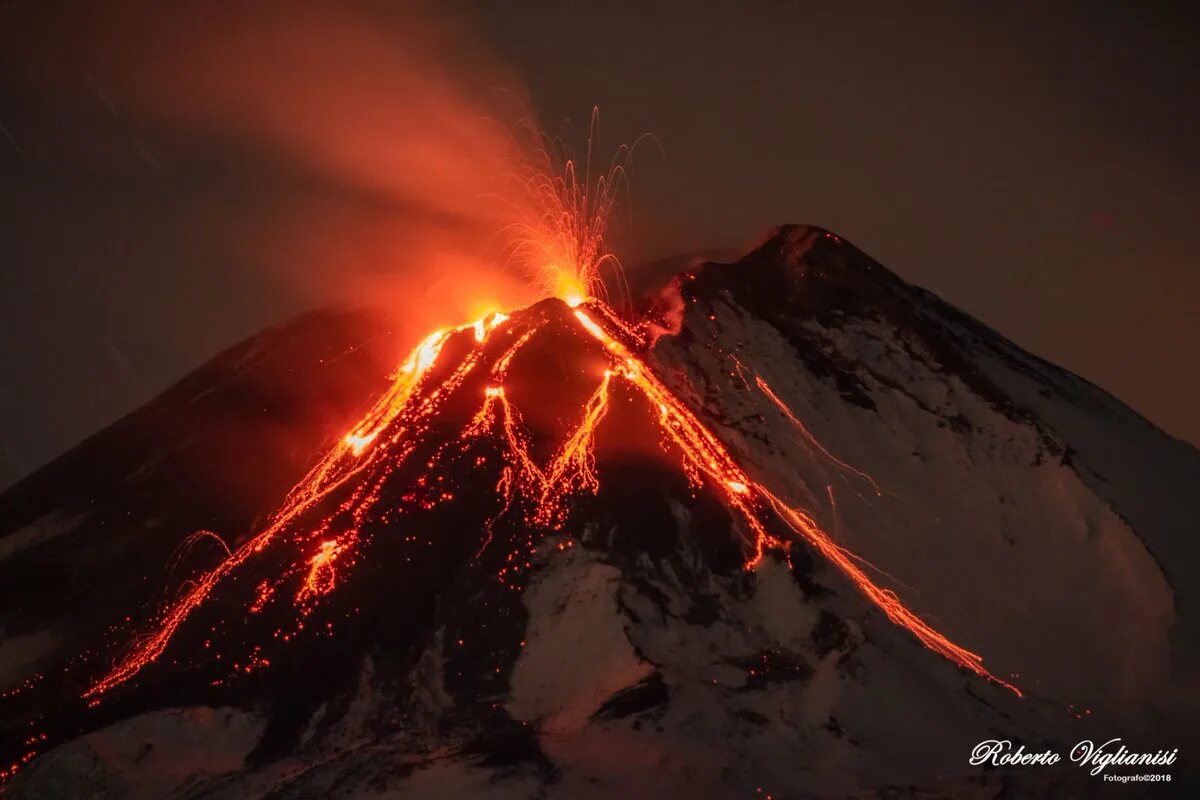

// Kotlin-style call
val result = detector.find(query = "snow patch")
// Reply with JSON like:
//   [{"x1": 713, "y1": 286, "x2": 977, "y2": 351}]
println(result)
[{"x1": 509, "y1": 549, "x2": 653, "y2": 733}]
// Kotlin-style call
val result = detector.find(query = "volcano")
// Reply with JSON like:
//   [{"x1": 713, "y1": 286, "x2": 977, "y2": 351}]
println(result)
[{"x1": 1, "y1": 226, "x2": 1196, "y2": 797}]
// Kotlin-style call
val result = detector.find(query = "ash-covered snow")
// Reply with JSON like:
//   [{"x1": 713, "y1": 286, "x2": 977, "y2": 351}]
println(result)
[
  {"x1": 651, "y1": 286, "x2": 1174, "y2": 717},
  {"x1": 16, "y1": 708, "x2": 264, "y2": 799}
]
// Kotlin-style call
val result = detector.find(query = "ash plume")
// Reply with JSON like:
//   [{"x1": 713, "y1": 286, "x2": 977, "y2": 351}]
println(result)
[{"x1": 0, "y1": 0, "x2": 587, "y2": 487}]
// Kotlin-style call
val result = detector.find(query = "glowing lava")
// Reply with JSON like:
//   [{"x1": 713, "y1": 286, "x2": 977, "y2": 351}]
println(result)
[
  {"x1": 81, "y1": 316, "x2": 487, "y2": 699},
  {"x1": 497, "y1": 108, "x2": 637, "y2": 309},
  {"x1": 75, "y1": 292, "x2": 1018, "y2": 704}
]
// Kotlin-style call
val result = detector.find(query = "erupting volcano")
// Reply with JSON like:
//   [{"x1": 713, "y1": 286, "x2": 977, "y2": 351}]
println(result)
[
  {"x1": 4, "y1": 0, "x2": 1196, "y2": 792},
  {"x1": 78, "y1": 285, "x2": 1018, "y2": 705},
  {"x1": 67, "y1": 132, "x2": 1021, "y2": 697},
  {"x1": 0, "y1": 137, "x2": 1024, "y2": 781},
  {"x1": 2, "y1": 141, "x2": 1196, "y2": 797}
]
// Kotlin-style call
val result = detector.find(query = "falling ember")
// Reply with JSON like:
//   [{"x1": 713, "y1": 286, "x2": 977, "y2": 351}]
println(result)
[{"x1": 298, "y1": 540, "x2": 343, "y2": 603}]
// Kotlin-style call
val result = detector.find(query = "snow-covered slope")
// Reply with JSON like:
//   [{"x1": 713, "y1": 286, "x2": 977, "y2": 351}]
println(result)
[
  {"x1": 3, "y1": 226, "x2": 1195, "y2": 797},
  {"x1": 650, "y1": 226, "x2": 1194, "y2": 719}
]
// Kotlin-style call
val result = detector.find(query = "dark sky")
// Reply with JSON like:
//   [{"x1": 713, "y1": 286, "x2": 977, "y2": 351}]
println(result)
[{"x1": 1, "y1": 2, "x2": 1197, "y2": 489}]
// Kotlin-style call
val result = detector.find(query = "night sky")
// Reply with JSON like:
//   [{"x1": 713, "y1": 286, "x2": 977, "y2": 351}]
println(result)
[{"x1": 1, "y1": 1, "x2": 1197, "y2": 489}]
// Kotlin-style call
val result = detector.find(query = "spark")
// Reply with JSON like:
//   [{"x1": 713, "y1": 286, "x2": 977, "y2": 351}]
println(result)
[{"x1": 493, "y1": 108, "x2": 645, "y2": 308}]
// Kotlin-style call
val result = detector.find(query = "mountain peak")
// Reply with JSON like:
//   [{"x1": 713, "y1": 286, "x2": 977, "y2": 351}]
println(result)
[{"x1": 4, "y1": 230, "x2": 1198, "y2": 796}]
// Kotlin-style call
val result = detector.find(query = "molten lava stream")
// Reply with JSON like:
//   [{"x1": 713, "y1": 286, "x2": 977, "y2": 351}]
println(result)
[
  {"x1": 573, "y1": 304, "x2": 1020, "y2": 696},
  {"x1": 81, "y1": 296, "x2": 1018, "y2": 709},
  {"x1": 750, "y1": 372, "x2": 883, "y2": 496},
  {"x1": 83, "y1": 311, "x2": 511, "y2": 699}
]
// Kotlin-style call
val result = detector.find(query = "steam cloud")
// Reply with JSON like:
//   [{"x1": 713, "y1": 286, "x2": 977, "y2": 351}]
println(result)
[{"x1": 15, "y1": 0, "x2": 543, "y2": 345}]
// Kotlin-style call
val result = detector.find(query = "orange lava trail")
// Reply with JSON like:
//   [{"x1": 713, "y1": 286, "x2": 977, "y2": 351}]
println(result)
[
  {"x1": 747, "y1": 369, "x2": 882, "y2": 496},
  {"x1": 463, "y1": 318, "x2": 614, "y2": 535},
  {"x1": 297, "y1": 540, "x2": 342, "y2": 604},
  {"x1": 535, "y1": 369, "x2": 612, "y2": 524},
  {"x1": 574, "y1": 306, "x2": 1020, "y2": 696},
  {"x1": 464, "y1": 369, "x2": 612, "y2": 534},
  {"x1": 576, "y1": 309, "x2": 786, "y2": 572},
  {"x1": 468, "y1": 385, "x2": 543, "y2": 500},
  {"x1": 84, "y1": 315, "x2": 505, "y2": 699},
  {"x1": 79, "y1": 301, "x2": 1018, "y2": 704},
  {"x1": 761, "y1": 491, "x2": 1017, "y2": 694}
]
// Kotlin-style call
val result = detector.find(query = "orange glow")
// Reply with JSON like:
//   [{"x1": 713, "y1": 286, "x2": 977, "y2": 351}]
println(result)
[
  {"x1": 344, "y1": 431, "x2": 377, "y2": 456},
  {"x1": 82, "y1": 311, "x2": 505, "y2": 699},
  {"x1": 298, "y1": 539, "x2": 342, "y2": 603},
  {"x1": 549, "y1": 268, "x2": 588, "y2": 307},
  {"x1": 76, "y1": 138, "x2": 1018, "y2": 725},
  {"x1": 82, "y1": 295, "x2": 1020, "y2": 706}
]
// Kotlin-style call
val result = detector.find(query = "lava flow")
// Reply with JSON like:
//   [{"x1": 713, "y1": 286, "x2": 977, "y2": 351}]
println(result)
[{"x1": 78, "y1": 291, "x2": 1019, "y2": 703}]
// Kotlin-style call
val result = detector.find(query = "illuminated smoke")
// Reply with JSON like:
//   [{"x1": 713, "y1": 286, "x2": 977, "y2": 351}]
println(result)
[{"x1": 13, "y1": 0, "x2": 598, "y2": 340}]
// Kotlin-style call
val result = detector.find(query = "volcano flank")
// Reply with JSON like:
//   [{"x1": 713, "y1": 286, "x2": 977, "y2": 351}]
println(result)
[{"x1": 1, "y1": 227, "x2": 1197, "y2": 798}]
